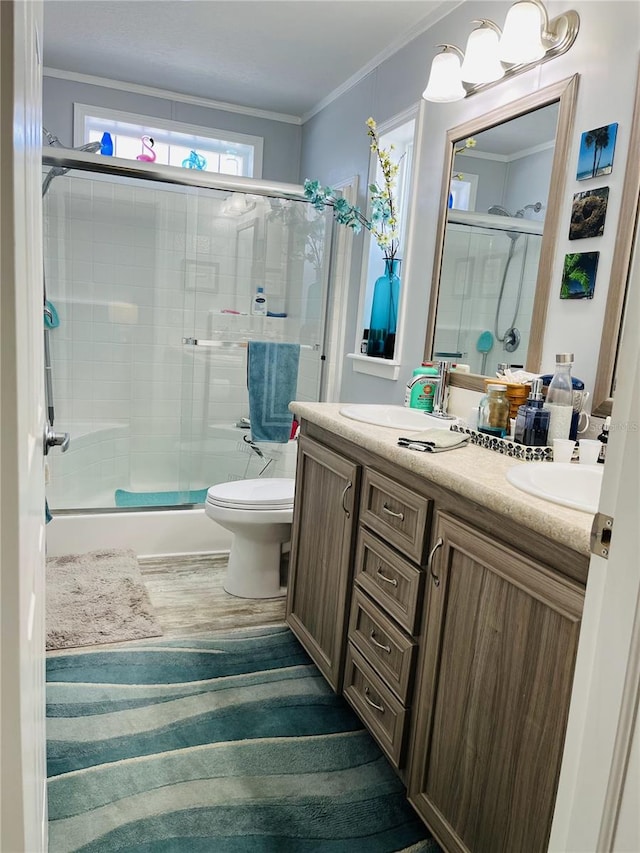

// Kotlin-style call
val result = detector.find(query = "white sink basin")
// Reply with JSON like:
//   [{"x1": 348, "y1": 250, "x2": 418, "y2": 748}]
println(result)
[
  {"x1": 339, "y1": 404, "x2": 455, "y2": 431},
  {"x1": 506, "y1": 462, "x2": 603, "y2": 514}
]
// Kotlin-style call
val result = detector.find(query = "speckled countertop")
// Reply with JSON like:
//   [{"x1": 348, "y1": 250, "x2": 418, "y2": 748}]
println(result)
[{"x1": 290, "y1": 402, "x2": 593, "y2": 557}]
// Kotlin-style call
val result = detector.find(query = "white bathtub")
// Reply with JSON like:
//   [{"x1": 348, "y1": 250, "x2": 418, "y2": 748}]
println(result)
[{"x1": 46, "y1": 422, "x2": 298, "y2": 557}]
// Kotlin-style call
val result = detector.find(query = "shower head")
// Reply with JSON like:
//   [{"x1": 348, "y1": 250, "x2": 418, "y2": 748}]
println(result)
[
  {"x1": 42, "y1": 166, "x2": 70, "y2": 196},
  {"x1": 488, "y1": 204, "x2": 513, "y2": 217},
  {"x1": 41, "y1": 133, "x2": 102, "y2": 196},
  {"x1": 487, "y1": 204, "x2": 521, "y2": 241},
  {"x1": 77, "y1": 141, "x2": 102, "y2": 153},
  {"x1": 43, "y1": 127, "x2": 102, "y2": 154}
]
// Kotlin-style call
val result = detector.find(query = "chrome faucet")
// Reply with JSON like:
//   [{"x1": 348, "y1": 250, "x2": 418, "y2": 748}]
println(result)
[{"x1": 430, "y1": 360, "x2": 456, "y2": 420}]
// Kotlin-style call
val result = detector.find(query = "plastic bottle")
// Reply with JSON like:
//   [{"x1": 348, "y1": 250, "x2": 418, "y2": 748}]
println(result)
[
  {"x1": 544, "y1": 353, "x2": 574, "y2": 441},
  {"x1": 404, "y1": 365, "x2": 439, "y2": 411},
  {"x1": 251, "y1": 287, "x2": 267, "y2": 316},
  {"x1": 100, "y1": 132, "x2": 113, "y2": 156},
  {"x1": 478, "y1": 384, "x2": 510, "y2": 437},
  {"x1": 513, "y1": 378, "x2": 550, "y2": 446}
]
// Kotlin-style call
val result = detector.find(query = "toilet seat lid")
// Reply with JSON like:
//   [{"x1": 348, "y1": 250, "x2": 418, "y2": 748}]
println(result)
[{"x1": 206, "y1": 478, "x2": 295, "y2": 509}]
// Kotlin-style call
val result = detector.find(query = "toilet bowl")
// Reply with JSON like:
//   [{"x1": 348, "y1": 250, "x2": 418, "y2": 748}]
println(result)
[{"x1": 205, "y1": 478, "x2": 295, "y2": 599}]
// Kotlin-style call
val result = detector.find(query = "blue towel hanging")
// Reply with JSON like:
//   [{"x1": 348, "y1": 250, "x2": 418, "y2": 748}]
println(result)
[{"x1": 248, "y1": 341, "x2": 300, "y2": 442}]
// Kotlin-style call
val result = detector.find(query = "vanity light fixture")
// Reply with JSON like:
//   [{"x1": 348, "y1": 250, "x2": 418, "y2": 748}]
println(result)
[
  {"x1": 422, "y1": 45, "x2": 466, "y2": 103},
  {"x1": 460, "y1": 20, "x2": 505, "y2": 85},
  {"x1": 422, "y1": 0, "x2": 580, "y2": 102}
]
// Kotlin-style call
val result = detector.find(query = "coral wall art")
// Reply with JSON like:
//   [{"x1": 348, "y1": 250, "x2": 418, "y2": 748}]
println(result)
[{"x1": 569, "y1": 187, "x2": 609, "y2": 239}]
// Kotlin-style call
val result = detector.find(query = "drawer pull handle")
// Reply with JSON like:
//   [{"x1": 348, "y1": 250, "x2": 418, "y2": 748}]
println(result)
[
  {"x1": 427, "y1": 537, "x2": 444, "y2": 587},
  {"x1": 364, "y1": 686, "x2": 385, "y2": 713},
  {"x1": 369, "y1": 630, "x2": 391, "y2": 654},
  {"x1": 376, "y1": 568, "x2": 398, "y2": 587},
  {"x1": 382, "y1": 503, "x2": 404, "y2": 521},
  {"x1": 341, "y1": 481, "x2": 353, "y2": 518}
]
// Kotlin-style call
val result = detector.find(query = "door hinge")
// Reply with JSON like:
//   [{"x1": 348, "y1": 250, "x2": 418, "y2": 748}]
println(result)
[{"x1": 590, "y1": 511, "x2": 614, "y2": 559}]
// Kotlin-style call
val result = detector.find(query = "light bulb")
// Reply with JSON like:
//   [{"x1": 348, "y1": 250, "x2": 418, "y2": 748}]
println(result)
[
  {"x1": 461, "y1": 24, "x2": 505, "y2": 84},
  {"x1": 422, "y1": 49, "x2": 466, "y2": 103},
  {"x1": 499, "y1": 1, "x2": 546, "y2": 65}
]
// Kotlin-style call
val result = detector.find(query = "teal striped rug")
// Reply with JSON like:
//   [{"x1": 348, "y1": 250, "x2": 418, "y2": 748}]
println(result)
[{"x1": 46, "y1": 625, "x2": 439, "y2": 852}]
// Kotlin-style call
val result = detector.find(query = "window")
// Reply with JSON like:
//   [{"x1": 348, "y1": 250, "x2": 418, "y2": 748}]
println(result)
[
  {"x1": 450, "y1": 173, "x2": 479, "y2": 211},
  {"x1": 357, "y1": 112, "x2": 416, "y2": 371},
  {"x1": 74, "y1": 104, "x2": 263, "y2": 178}
]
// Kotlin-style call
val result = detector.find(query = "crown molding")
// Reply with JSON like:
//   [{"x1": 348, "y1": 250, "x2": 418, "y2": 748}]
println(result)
[
  {"x1": 302, "y1": 0, "x2": 466, "y2": 123},
  {"x1": 43, "y1": 67, "x2": 302, "y2": 126}
]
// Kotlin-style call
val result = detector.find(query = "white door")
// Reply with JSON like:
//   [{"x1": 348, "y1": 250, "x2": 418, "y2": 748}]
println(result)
[
  {"x1": 549, "y1": 198, "x2": 640, "y2": 852},
  {"x1": 0, "y1": 2, "x2": 48, "y2": 851}
]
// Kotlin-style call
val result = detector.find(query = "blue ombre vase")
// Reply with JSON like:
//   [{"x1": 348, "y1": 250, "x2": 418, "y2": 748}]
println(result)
[{"x1": 367, "y1": 257, "x2": 400, "y2": 359}]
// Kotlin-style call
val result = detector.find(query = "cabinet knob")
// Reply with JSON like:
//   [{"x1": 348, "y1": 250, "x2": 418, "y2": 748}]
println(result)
[
  {"x1": 427, "y1": 537, "x2": 444, "y2": 587},
  {"x1": 340, "y1": 480, "x2": 353, "y2": 517}
]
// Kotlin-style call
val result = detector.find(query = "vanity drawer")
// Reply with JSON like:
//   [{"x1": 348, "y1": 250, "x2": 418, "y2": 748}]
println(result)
[
  {"x1": 344, "y1": 643, "x2": 407, "y2": 769},
  {"x1": 355, "y1": 528, "x2": 424, "y2": 634},
  {"x1": 360, "y1": 468, "x2": 431, "y2": 563},
  {"x1": 348, "y1": 587, "x2": 417, "y2": 702}
]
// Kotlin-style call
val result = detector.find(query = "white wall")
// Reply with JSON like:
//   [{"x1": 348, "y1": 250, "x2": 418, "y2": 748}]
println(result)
[{"x1": 301, "y1": 0, "x2": 640, "y2": 407}]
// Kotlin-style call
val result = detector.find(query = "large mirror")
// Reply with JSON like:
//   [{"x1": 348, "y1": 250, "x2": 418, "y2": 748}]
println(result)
[
  {"x1": 592, "y1": 61, "x2": 640, "y2": 416},
  {"x1": 424, "y1": 76, "x2": 578, "y2": 392}
]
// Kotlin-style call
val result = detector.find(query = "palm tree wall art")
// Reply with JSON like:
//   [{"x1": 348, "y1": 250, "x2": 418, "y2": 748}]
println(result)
[
  {"x1": 561, "y1": 251, "x2": 600, "y2": 299},
  {"x1": 577, "y1": 123, "x2": 618, "y2": 180}
]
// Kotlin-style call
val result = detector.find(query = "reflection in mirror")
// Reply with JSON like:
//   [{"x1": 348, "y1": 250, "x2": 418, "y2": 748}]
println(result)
[
  {"x1": 424, "y1": 76, "x2": 578, "y2": 391},
  {"x1": 433, "y1": 102, "x2": 558, "y2": 376}
]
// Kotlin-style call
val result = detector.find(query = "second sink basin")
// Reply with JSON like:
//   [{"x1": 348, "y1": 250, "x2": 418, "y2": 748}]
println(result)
[
  {"x1": 506, "y1": 462, "x2": 603, "y2": 514},
  {"x1": 339, "y1": 404, "x2": 455, "y2": 431}
]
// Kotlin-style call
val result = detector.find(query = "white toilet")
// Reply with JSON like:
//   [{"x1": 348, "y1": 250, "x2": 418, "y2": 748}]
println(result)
[{"x1": 205, "y1": 478, "x2": 295, "y2": 599}]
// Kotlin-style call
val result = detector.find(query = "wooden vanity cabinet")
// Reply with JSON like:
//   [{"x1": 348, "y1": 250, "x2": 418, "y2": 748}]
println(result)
[
  {"x1": 285, "y1": 435, "x2": 360, "y2": 691},
  {"x1": 287, "y1": 420, "x2": 588, "y2": 853},
  {"x1": 408, "y1": 512, "x2": 585, "y2": 853}
]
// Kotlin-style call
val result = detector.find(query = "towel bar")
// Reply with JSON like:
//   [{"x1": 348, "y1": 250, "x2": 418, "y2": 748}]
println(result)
[{"x1": 182, "y1": 337, "x2": 317, "y2": 350}]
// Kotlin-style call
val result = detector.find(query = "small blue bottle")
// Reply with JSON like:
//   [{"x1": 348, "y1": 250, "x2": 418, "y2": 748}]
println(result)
[{"x1": 100, "y1": 132, "x2": 113, "y2": 156}]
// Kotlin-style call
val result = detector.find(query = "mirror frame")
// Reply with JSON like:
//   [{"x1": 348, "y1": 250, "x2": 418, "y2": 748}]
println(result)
[
  {"x1": 591, "y1": 60, "x2": 640, "y2": 417},
  {"x1": 423, "y1": 75, "x2": 579, "y2": 393}
]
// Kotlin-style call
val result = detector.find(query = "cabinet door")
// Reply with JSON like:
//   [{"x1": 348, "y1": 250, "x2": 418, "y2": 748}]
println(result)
[
  {"x1": 408, "y1": 513, "x2": 584, "y2": 853},
  {"x1": 286, "y1": 436, "x2": 360, "y2": 691}
]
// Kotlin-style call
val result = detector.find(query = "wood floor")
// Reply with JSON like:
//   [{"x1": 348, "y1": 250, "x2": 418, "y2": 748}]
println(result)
[{"x1": 138, "y1": 552, "x2": 287, "y2": 637}]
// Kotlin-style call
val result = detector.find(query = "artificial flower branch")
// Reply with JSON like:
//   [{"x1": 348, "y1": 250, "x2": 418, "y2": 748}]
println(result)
[{"x1": 304, "y1": 117, "x2": 402, "y2": 262}]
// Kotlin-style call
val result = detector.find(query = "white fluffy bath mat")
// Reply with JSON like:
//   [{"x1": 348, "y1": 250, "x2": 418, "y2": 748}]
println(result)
[{"x1": 46, "y1": 548, "x2": 163, "y2": 651}]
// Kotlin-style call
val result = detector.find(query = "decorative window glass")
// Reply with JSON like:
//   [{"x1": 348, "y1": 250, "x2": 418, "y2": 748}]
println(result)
[{"x1": 74, "y1": 104, "x2": 263, "y2": 178}]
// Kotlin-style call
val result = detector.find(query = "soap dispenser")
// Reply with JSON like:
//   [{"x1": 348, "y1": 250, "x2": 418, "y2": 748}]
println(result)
[{"x1": 513, "y1": 378, "x2": 550, "y2": 446}]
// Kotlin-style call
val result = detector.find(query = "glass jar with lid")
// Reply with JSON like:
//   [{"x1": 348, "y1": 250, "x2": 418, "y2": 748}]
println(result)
[{"x1": 478, "y1": 383, "x2": 510, "y2": 437}]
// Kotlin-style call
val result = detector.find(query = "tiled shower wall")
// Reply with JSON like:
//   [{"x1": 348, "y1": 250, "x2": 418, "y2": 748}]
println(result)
[
  {"x1": 44, "y1": 173, "x2": 328, "y2": 509},
  {"x1": 434, "y1": 224, "x2": 542, "y2": 376}
]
